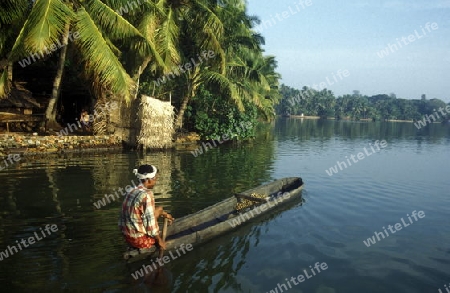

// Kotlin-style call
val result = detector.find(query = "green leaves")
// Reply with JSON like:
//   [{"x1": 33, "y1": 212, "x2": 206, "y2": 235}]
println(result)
[
  {"x1": 74, "y1": 8, "x2": 134, "y2": 102},
  {"x1": 204, "y1": 71, "x2": 243, "y2": 111},
  {"x1": 154, "y1": 7, "x2": 181, "y2": 72},
  {"x1": 190, "y1": 86, "x2": 257, "y2": 140},
  {"x1": 2, "y1": 0, "x2": 282, "y2": 129},
  {"x1": 84, "y1": 0, "x2": 143, "y2": 40},
  {"x1": 10, "y1": 0, "x2": 74, "y2": 61}
]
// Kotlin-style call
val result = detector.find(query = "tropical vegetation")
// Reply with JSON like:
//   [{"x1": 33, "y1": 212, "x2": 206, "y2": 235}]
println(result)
[
  {"x1": 2, "y1": 0, "x2": 448, "y2": 143},
  {"x1": 0, "y1": 0, "x2": 280, "y2": 141},
  {"x1": 276, "y1": 85, "x2": 449, "y2": 122}
]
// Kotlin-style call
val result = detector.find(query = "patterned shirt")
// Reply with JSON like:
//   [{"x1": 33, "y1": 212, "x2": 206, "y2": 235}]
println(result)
[{"x1": 119, "y1": 186, "x2": 159, "y2": 238}]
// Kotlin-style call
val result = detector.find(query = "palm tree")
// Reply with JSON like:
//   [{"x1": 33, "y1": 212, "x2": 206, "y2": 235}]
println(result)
[
  {"x1": 121, "y1": 0, "x2": 281, "y2": 132},
  {"x1": 110, "y1": 0, "x2": 230, "y2": 130},
  {"x1": 217, "y1": 0, "x2": 280, "y2": 120},
  {"x1": 0, "y1": 0, "x2": 29, "y2": 98},
  {"x1": 228, "y1": 50, "x2": 280, "y2": 119},
  {"x1": 3, "y1": 0, "x2": 158, "y2": 127},
  {"x1": 173, "y1": 0, "x2": 227, "y2": 130}
]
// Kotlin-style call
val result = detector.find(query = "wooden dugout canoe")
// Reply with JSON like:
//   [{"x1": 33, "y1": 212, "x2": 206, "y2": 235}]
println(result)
[{"x1": 123, "y1": 177, "x2": 304, "y2": 262}]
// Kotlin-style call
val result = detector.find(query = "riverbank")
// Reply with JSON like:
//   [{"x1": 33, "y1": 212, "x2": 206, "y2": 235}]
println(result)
[
  {"x1": 0, "y1": 133, "x2": 122, "y2": 157},
  {"x1": 0, "y1": 131, "x2": 205, "y2": 157},
  {"x1": 288, "y1": 115, "x2": 415, "y2": 123},
  {"x1": 289, "y1": 115, "x2": 321, "y2": 119}
]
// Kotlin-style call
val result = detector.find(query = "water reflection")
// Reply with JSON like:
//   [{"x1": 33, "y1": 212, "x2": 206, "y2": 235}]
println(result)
[
  {"x1": 0, "y1": 126, "x2": 277, "y2": 291},
  {"x1": 276, "y1": 118, "x2": 450, "y2": 143},
  {"x1": 0, "y1": 119, "x2": 448, "y2": 291}
]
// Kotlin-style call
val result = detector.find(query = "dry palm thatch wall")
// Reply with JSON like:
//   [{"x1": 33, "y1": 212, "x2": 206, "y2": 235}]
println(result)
[
  {"x1": 137, "y1": 95, "x2": 174, "y2": 149},
  {"x1": 109, "y1": 96, "x2": 139, "y2": 147}
]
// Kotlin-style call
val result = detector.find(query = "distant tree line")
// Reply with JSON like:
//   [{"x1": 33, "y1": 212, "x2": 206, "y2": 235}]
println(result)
[{"x1": 276, "y1": 85, "x2": 450, "y2": 122}]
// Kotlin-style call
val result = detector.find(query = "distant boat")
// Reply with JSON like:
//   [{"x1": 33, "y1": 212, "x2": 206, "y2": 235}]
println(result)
[{"x1": 123, "y1": 177, "x2": 304, "y2": 262}]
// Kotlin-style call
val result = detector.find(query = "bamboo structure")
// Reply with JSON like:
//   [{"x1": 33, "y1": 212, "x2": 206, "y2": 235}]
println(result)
[{"x1": 137, "y1": 95, "x2": 174, "y2": 149}]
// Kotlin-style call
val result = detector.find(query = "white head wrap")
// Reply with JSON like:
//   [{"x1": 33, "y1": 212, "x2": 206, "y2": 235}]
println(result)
[{"x1": 133, "y1": 165, "x2": 157, "y2": 180}]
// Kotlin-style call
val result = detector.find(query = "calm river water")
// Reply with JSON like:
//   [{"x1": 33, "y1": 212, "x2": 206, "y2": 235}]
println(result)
[{"x1": 0, "y1": 119, "x2": 449, "y2": 293}]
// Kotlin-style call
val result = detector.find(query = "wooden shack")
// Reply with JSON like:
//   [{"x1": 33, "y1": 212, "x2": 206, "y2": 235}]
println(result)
[{"x1": 0, "y1": 85, "x2": 45, "y2": 132}]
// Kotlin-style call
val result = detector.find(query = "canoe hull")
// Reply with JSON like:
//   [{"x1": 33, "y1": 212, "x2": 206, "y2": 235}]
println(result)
[{"x1": 124, "y1": 177, "x2": 303, "y2": 262}]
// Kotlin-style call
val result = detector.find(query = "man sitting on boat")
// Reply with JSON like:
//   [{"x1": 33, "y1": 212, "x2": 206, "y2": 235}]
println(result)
[{"x1": 119, "y1": 164, "x2": 174, "y2": 250}]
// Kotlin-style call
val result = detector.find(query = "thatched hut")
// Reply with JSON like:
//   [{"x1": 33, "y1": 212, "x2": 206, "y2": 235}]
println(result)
[{"x1": 137, "y1": 95, "x2": 174, "y2": 149}]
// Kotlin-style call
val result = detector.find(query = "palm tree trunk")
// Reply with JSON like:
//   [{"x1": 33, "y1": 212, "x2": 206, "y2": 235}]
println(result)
[
  {"x1": 175, "y1": 70, "x2": 200, "y2": 130},
  {"x1": 132, "y1": 56, "x2": 151, "y2": 81},
  {"x1": 45, "y1": 22, "x2": 70, "y2": 129},
  {"x1": 175, "y1": 84, "x2": 197, "y2": 130},
  {"x1": 175, "y1": 96, "x2": 189, "y2": 130},
  {"x1": 7, "y1": 62, "x2": 13, "y2": 81}
]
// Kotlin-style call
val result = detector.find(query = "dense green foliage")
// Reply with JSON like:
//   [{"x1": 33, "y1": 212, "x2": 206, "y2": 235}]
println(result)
[
  {"x1": 184, "y1": 86, "x2": 258, "y2": 140},
  {"x1": 276, "y1": 85, "x2": 449, "y2": 122},
  {"x1": 1, "y1": 0, "x2": 281, "y2": 138},
  {"x1": 4, "y1": 1, "x2": 447, "y2": 138}
]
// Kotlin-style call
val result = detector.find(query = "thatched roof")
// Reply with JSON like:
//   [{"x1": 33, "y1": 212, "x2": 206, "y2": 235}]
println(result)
[
  {"x1": 0, "y1": 84, "x2": 40, "y2": 109},
  {"x1": 137, "y1": 95, "x2": 174, "y2": 149}
]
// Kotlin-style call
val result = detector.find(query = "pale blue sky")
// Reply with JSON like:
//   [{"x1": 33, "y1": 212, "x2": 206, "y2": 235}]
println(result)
[{"x1": 246, "y1": 0, "x2": 450, "y2": 101}]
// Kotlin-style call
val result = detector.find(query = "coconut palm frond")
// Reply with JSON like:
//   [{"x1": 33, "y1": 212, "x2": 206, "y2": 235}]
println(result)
[
  {"x1": 8, "y1": 20, "x2": 29, "y2": 61},
  {"x1": 85, "y1": 0, "x2": 164, "y2": 67},
  {"x1": 12, "y1": 0, "x2": 73, "y2": 56},
  {"x1": 104, "y1": 36, "x2": 121, "y2": 56},
  {"x1": 137, "y1": 8, "x2": 159, "y2": 40},
  {"x1": 0, "y1": 0, "x2": 29, "y2": 26},
  {"x1": 233, "y1": 80, "x2": 251, "y2": 101},
  {"x1": 137, "y1": 13, "x2": 166, "y2": 66},
  {"x1": 101, "y1": 0, "x2": 132, "y2": 10},
  {"x1": 127, "y1": 8, "x2": 165, "y2": 69},
  {"x1": 131, "y1": 35, "x2": 164, "y2": 67},
  {"x1": 204, "y1": 71, "x2": 243, "y2": 111},
  {"x1": 156, "y1": 8, "x2": 181, "y2": 71},
  {"x1": 191, "y1": 2, "x2": 226, "y2": 73},
  {"x1": 84, "y1": 0, "x2": 144, "y2": 40},
  {"x1": 9, "y1": 0, "x2": 72, "y2": 61},
  {"x1": 193, "y1": 1, "x2": 223, "y2": 38},
  {"x1": 202, "y1": 26, "x2": 226, "y2": 74},
  {"x1": 74, "y1": 8, "x2": 134, "y2": 102}
]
